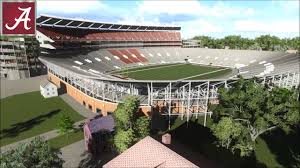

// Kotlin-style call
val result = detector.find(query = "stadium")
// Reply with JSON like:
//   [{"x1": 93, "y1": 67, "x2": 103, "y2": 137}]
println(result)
[{"x1": 36, "y1": 15, "x2": 300, "y2": 125}]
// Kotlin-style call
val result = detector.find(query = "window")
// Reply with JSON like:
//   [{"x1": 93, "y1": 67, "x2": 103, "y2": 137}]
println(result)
[
  {"x1": 96, "y1": 108, "x2": 102, "y2": 114},
  {"x1": 88, "y1": 105, "x2": 92, "y2": 110},
  {"x1": 83, "y1": 101, "x2": 86, "y2": 106}
]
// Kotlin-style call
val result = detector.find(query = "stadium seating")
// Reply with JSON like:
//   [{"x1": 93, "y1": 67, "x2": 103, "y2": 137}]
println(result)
[
  {"x1": 108, "y1": 49, "x2": 133, "y2": 64},
  {"x1": 119, "y1": 49, "x2": 140, "y2": 63},
  {"x1": 37, "y1": 27, "x2": 181, "y2": 42},
  {"x1": 40, "y1": 46, "x2": 300, "y2": 78},
  {"x1": 127, "y1": 49, "x2": 148, "y2": 62}
]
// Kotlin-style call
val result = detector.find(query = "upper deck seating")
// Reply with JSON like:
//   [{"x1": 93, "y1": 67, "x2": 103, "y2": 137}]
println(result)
[{"x1": 37, "y1": 27, "x2": 181, "y2": 42}]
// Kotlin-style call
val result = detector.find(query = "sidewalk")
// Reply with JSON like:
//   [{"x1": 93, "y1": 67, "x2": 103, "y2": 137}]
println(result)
[
  {"x1": 60, "y1": 94, "x2": 97, "y2": 119},
  {"x1": 0, "y1": 120, "x2": 85, "y2": 153},
  {"x1": 61, "y1": 140, "x2": 116, "y2": 168},
  {"x1": 61, "y1": 140, "x2": 87, "y2": 168},
  {"x1": 0, "y1": 75, "x2": 47, "y2": 99}
]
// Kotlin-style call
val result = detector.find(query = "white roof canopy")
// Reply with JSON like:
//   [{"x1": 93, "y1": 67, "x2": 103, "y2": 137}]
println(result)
[{"x1": 37, "y1": 14, "x2": 181, "y2": 32}]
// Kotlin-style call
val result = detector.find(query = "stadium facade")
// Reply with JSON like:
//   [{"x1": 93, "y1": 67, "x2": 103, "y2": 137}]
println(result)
[
  {"x1": 0, "y1": 37, "x2": 43, "y2": 80},
  {"x1": 37, "y1": 15, "x2": 300, "y2": 125}
]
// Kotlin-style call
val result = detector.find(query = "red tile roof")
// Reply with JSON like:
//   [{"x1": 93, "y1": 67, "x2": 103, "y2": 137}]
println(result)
[{"x1": 103, "y1": 136, "x2": 199, "y2": 168}]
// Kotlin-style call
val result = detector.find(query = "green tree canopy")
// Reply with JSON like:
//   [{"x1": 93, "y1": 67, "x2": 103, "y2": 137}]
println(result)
[
  {"x1": 0, "y1": 137, "x2": 64, "y2": 168},
  {"x1": 58, "y1": 114, "x2": 74, "y2": 135},
  {"x1": 210, "y1": 78, "x2": 300, "y2": 156},
  {"x1": 211, "y1": 117, "x2": 243, "y2": 149},
  {"x1": 193, "y1": 36, "x2": 220, "y2": 48},
  {"x1": 223, "y1": 35, "x2": 244, "y2": 49},
  {"x1": 58, "y1": 114, "x2": 75, "y2": 143},
  {"x1": 134, "y1": 116, "x2": 150, "y2": 141},
  {"x1": 114, "y1": 96, "x2": 139, "y2": 130},
  {"x1": 113, "y1": 96, "x2": 150, "y2": 153},
  {"x1": 192, "y1": 34, "x2": 299, "y2": 51},
  {"x1": 292, "y1": 153, "x2": 300, "y2": 168},
  {"x1": 113, "y1": 129, "x2": 134, "y2": 153}
]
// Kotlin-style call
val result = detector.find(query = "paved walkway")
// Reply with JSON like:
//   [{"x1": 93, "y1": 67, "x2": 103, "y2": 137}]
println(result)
[
  {"x1": 61, "y1": 140, "x2": 87, "y2": 168},
  {"x1": 0, "y1": 75, "x2": 47, "y2": 99},
  {"x1": 60, "y1": 94, "x2": 97, "y2": 118},
  {"x1": 61, "y1": 140, "x2": 116, "y2": 168},
  {"x1": 0, "y1": 120, "x2": 86, "y2": 153}
]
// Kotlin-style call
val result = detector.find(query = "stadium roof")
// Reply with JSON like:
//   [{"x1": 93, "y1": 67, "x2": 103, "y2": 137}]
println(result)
[{"x1": 37, "y1": 15, "x2": 181, "y2": 31}]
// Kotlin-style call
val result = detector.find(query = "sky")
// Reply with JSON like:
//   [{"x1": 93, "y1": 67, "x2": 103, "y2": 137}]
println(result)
[{"x1": 37, "y1": 0, "x2": 300, "y2": 39}]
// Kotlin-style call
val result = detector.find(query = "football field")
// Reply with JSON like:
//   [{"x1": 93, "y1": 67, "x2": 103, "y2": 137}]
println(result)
[{"x1": 112, "y1": 63, "x2": 233, "y2": 80}]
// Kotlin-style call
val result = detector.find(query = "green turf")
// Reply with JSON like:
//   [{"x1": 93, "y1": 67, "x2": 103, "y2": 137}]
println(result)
[
  {"x1": 114, "y1": 64, "x2": 230, "y2": 80},
  {"x1": 0, "y1": 91, "x2": 85, "y2": 147},
  {"x1": 48, "y1": 129, "x2": 84, "y2": 149},
  {"x1": 111, "y1": 63, "x2": 180, "y2": 73}
]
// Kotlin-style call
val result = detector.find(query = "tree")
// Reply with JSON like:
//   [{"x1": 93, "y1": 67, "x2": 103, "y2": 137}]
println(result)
[
  {"x1": 255, "y1": 35, "x2": 281, "y2": 51},
  {"x1": 211, "y1": 117, "x2": 243, "y2": 149},
  {"x1": 223, "y1": 35, "x2": 250, "y2": 49},
  {"x1": 210, "y1": 78, "x2": 300, "y2": 156},
  {"x1": 134, "y1": 116, "x2": 150, "y2": 141},
  {"x1": 287, "y1": 37, "x2": 300, "y2": 52},
  {"x1": 114, "y1": 96, "x2": 139, "y2": 130},
  {"x1": 113, "y1": 96, "x2": 150, "y2": 153},
  {"x1": 58, "y1": 114, "x2": 75, "y2": 141},
  {"x1": 0, "y1": 137, "x2": 64, "y2": 168},
  {"x1": 191, "y1": 34, "x2": 299, "y2": 51},
  {"x1": 248, "y1": 43, "x2": 261, "y2": 50},
  {"x1": 193, "y1": 36, "x2": 220, "y2": 48},
  {"x1": 211, "y1": 117, "x2": 254, "y2": 156},
  {"x1": 113, "y1": 129, "x2": 134, "y2": 153},
  {"x1": 292, "y1": 153, "x2": 300, "y2": 168}
]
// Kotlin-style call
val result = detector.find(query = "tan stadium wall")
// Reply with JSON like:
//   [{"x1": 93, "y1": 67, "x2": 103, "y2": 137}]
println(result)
[{"x1": 48, "y1": 72, "x2": 151, "y2": 116}]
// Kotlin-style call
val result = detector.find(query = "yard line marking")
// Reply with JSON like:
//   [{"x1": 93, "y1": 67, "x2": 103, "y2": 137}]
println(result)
[
  {"x1": 115, "y1": 63, "x2": 186, "y2": 74},
  {"x1": 109, "y1": 63, "x2": 181, "y2": 74},
  {"x1": 180, "y1": 68, "x2": 231, "y2": 80}
]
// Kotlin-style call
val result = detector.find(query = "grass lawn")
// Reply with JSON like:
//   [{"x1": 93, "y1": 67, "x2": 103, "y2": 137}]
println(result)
[
  {"x1": 0, "y1": 91, "x2": 85, "y2": 147},
  {"x1": 49, "y1": 128, "x2": 84, "y2": 150},
  {"x1": 255, "y1": 138, "x2": 282, "y2": 168},
  {"x1": 113, "y1": 64, "x2": 229, "y2": 80},
  {"x1": 157, "y1": 115, "x2": 299, "y2": 168}
]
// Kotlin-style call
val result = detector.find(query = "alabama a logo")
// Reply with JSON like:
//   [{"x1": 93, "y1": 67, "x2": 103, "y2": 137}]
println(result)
[{"x1": 2, "y1": 1, "x2": 35, "y2": 35}]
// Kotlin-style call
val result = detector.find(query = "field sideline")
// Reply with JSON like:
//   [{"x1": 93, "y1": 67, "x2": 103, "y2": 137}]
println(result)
[{"x1": 112, "y1": 63, "x2": 233, "y2": 80}]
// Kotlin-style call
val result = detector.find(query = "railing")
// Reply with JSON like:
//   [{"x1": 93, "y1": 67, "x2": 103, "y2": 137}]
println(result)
[
  {"x1": 0, "y1": 55, "x2": 16, "y2": 59},
  {"x1": 1, "y1": 62, "x2": 18, "y2": 67}
]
